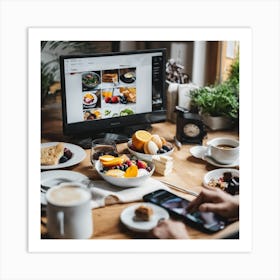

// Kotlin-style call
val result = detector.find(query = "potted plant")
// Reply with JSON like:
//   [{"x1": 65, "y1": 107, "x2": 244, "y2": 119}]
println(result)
[{"x1": 190, "y1": 58, "x2": 239, "y2": 130}]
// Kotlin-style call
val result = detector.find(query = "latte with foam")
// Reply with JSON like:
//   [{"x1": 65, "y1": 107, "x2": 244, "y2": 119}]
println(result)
[{"x1": 47, "y1": 185, "x2": 90, "y2": 206}]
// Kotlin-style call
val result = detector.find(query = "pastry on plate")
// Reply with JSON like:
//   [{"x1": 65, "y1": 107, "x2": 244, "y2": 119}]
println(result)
[
  {"x1": 41, "y1": 143, "x2": 65, "y2": 165},
  {"x1": 134, "y1": 205, "x2": 154, "y2": 221}
]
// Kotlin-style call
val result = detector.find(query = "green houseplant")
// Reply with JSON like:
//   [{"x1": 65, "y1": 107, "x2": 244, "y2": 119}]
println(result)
[{"x1": 190, "y1": 57, "x2": 239, "y2": 130}]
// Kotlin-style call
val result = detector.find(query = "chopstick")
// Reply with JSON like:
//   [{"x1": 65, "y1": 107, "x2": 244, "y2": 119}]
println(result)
[{"x1": 159, "y1": 180, "x2": 199, "y2": 197}]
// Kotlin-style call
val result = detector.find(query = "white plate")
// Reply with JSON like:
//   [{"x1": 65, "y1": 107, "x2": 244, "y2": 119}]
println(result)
[
  {"x1": 41, "y1": 170, "x2": 88, "y2": 205},
  {"x1": 120, "y1": 203, "x2": 169, "y2": 232},
  {"x1": 190, "y1": 146, "x2": 239, "y2": 167},
  {"x1": 203, "y1": 168, "x2": 239, "y2": 187},
  {"x1": 127, "y1": 140, "x2": 174, "y2": 161},
  {"x1": 41, "y1": 142, "x2": 86, "y2": 170}
]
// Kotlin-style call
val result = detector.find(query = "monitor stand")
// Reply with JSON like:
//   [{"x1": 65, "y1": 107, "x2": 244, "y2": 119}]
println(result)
[{"x1": 67, "y1": 123, "x2": 152, "y2": 149}]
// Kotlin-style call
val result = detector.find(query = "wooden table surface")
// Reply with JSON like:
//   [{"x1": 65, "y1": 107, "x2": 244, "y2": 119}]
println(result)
[{"x1": 41, "y1": 101, "x2": 239, "y2": 239}]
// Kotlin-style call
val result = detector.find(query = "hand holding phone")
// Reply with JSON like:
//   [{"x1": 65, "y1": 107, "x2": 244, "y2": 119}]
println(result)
[
  {"x1": 187, "y1": 186, "x2": 239, "y2": 219},
  {"x1": 143, "y1": 189, "x2": 226, "y2": 233}
]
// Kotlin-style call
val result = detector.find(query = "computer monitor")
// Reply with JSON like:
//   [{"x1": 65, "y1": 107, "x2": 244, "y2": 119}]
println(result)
[{"x1": 60, "y1": 48, "x2": 166, "y2": 148}]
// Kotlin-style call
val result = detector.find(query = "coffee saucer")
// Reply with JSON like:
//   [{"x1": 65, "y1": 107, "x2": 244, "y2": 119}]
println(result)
[
  {"x1": 204, "y1": 155, "x2": 239, "y2": 168},
  {"x1": 190, "y1": 146, "x2": 207, "y2": 159},
  {"x1": 189, "y1": 146, "x2": 239, "y2": 168}
]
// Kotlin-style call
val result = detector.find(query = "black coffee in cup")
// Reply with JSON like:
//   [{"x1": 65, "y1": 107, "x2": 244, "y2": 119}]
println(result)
[{"x1": 216, "y1": 144, "x2": 236, "y2": 150}]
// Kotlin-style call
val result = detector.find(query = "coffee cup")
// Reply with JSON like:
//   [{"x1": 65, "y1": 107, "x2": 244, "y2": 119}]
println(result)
[
  {"x1": 206, "y1": 137, "x2": 239, "y2": 165},
  {"x1": 46, "y1": 183, "x2": 93, "y2": 239}
]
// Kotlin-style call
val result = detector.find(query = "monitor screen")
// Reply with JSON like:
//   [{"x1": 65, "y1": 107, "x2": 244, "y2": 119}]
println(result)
[{"x1": 60, "y1": 48, "x2": 166, "y2": 144}]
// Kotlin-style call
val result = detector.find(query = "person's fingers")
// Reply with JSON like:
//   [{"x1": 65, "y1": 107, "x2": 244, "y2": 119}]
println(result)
[
  {"x1": 198, "y1": 202, "x2": 225, "y2": 215},
  {"x1": 151, "y1": 221, "x2": 168, "y2": 239},
  {"x1": 187, "y1": 193, "x2": 204, "y2": 213},
  {"x1": 188, "y1": 188, "x2": 220, "y2": 213}
]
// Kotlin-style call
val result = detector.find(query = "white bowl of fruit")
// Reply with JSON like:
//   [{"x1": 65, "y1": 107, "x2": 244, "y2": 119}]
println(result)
[
  {"x1": 127, "y1": 130, "x2": 174, "y2": 161},
  {"x1": 95, "y1": 154, "x2": 155, "y2": 187}
]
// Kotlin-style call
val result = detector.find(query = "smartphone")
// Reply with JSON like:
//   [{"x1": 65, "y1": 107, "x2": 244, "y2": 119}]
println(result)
[{"x1": 143, "y1": 189, "x2": 225, "y2": 233}]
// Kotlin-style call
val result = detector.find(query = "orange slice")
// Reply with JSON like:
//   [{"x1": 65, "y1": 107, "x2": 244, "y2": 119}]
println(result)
[
  {"x1": 105, "y1": 169, "x2": 125, "y2": 178},
  {"x1": 124, "y1": 164, "x2": 138, "y2": 178},
  {"x1": 132, "y1": 130, "x2": 152, "y2": 151},
  {"x1": 120, "y1": 154, "x2": 130, "y2": 162},
  {"x1": 102, "y1": 157, "x2": 124, "y2": 167},
  {"x1": 99, "y1": 155, "x2": 115, "y2": 162}
]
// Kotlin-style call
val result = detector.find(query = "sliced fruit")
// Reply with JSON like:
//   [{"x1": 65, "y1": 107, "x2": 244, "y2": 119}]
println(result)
[
  {"x1": 132, "y1": 130, "x2": 152, "y2": 151},
  {"x1": 137, "y1": 160, "x2": 147, "y2": 169},
  {"x1": 99, "y1": 155, "x2": 116, "y2": 162},
  {"x1": 102, "y1": 157, "x2": 124, "y2": 167},
  {"x1": 120, "y1": 154, "x2": 130, "y2": 162},
  {"x1": 105, "y1": 169, "x2": 125, "y2": 178},
  {"x1": 124, "y1": 164, "x2": 138, "y2": 178}
]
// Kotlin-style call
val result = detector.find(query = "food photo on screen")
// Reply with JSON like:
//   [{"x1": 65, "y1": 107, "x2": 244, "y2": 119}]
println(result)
[
  {"x1": 119, "y1": 67, "x2": 136, "y2": 84},
  {"x1": 82, "y1": 90, "x2": 101, "y2": 109},
  {"x1": 82, "y1": 71, "x2": 101, "y2": 91}
]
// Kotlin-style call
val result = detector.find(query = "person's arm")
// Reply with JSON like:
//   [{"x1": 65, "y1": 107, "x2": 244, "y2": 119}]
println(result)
[{"x1": 187, "y1": 186, "x2": 239, "y2": 219}]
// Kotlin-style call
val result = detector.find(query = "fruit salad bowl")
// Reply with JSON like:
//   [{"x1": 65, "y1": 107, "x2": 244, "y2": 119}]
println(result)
[{"x1": 95, "y1": 155, "x2": 155, "y2": 187}]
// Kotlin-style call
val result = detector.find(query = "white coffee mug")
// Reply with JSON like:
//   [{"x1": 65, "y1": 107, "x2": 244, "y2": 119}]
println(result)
[
  {"x1": 46, "y1": 183, "x2": 93, "y2": 239},
  {"x1": 206, "y1": 137, "x2": 239, "y2": 165}
]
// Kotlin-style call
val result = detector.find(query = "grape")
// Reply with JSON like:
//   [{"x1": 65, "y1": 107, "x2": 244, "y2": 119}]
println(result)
[{"x1": 64, "y1": 148, "x2": 73, "y2": 159}]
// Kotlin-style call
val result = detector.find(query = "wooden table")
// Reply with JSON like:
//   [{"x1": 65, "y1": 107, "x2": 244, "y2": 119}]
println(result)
[{"x1": 41, "y1": 101, "x2": 239, "y2": 239}]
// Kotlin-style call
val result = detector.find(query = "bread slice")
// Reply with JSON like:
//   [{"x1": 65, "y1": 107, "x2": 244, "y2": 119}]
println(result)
[{"x1": 41, "y1": 143, "x2": 65, "y2": 165}]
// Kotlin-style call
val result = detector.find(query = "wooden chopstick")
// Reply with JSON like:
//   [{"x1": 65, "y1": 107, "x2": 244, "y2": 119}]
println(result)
[{"x1": 159, "y1": 180, "x2": 199, "y2": 197}]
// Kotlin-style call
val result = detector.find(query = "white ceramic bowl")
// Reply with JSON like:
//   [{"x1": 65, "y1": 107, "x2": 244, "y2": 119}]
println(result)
[
  {"x1": 203, "y1": 168, "x2": 239, "y2": 187},
  {"x1": 95, "y1": 160, "x2": 155, "y2": 187},
  {"x1": 127, "y1": 140, "x2": 174, "y2": 161}
]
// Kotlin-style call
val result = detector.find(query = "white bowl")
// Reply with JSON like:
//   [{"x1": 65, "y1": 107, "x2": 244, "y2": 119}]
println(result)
[
  {"x1": 127, "y1": 140, "x2": 174, "y2": 161},
  {"x1": 95, "y1": 160, "x2": 155, "y2": 187},
  {"x1": 203, "y1": 168, "x2": 239, "y2": 187}
]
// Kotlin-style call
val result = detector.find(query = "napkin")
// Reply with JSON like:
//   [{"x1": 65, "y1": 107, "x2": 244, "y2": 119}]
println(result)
[{"x1": 89, "y1": 178, "x2": 169, "y2": 209}]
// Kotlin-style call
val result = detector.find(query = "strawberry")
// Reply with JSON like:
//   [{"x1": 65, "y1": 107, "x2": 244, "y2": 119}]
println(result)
[{"x1": 137, "y1": 160, "x2": 147, "y2": 169}]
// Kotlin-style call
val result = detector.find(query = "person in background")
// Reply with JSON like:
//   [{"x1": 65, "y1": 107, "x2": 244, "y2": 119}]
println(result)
[{"x1": 151, "y1": 186, "x2": 239, "y2": 239}]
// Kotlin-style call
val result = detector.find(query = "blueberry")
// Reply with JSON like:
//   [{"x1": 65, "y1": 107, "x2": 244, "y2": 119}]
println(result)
[
  {"x1": 59, "y1": 156, "x2": 68, "y2": 163},
  {"x1": 162, "y1": 145, "x2": 170, "y2": 152},
  {"x1": 123, "y1": 164, "x2": 128, "y2": 170}
]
